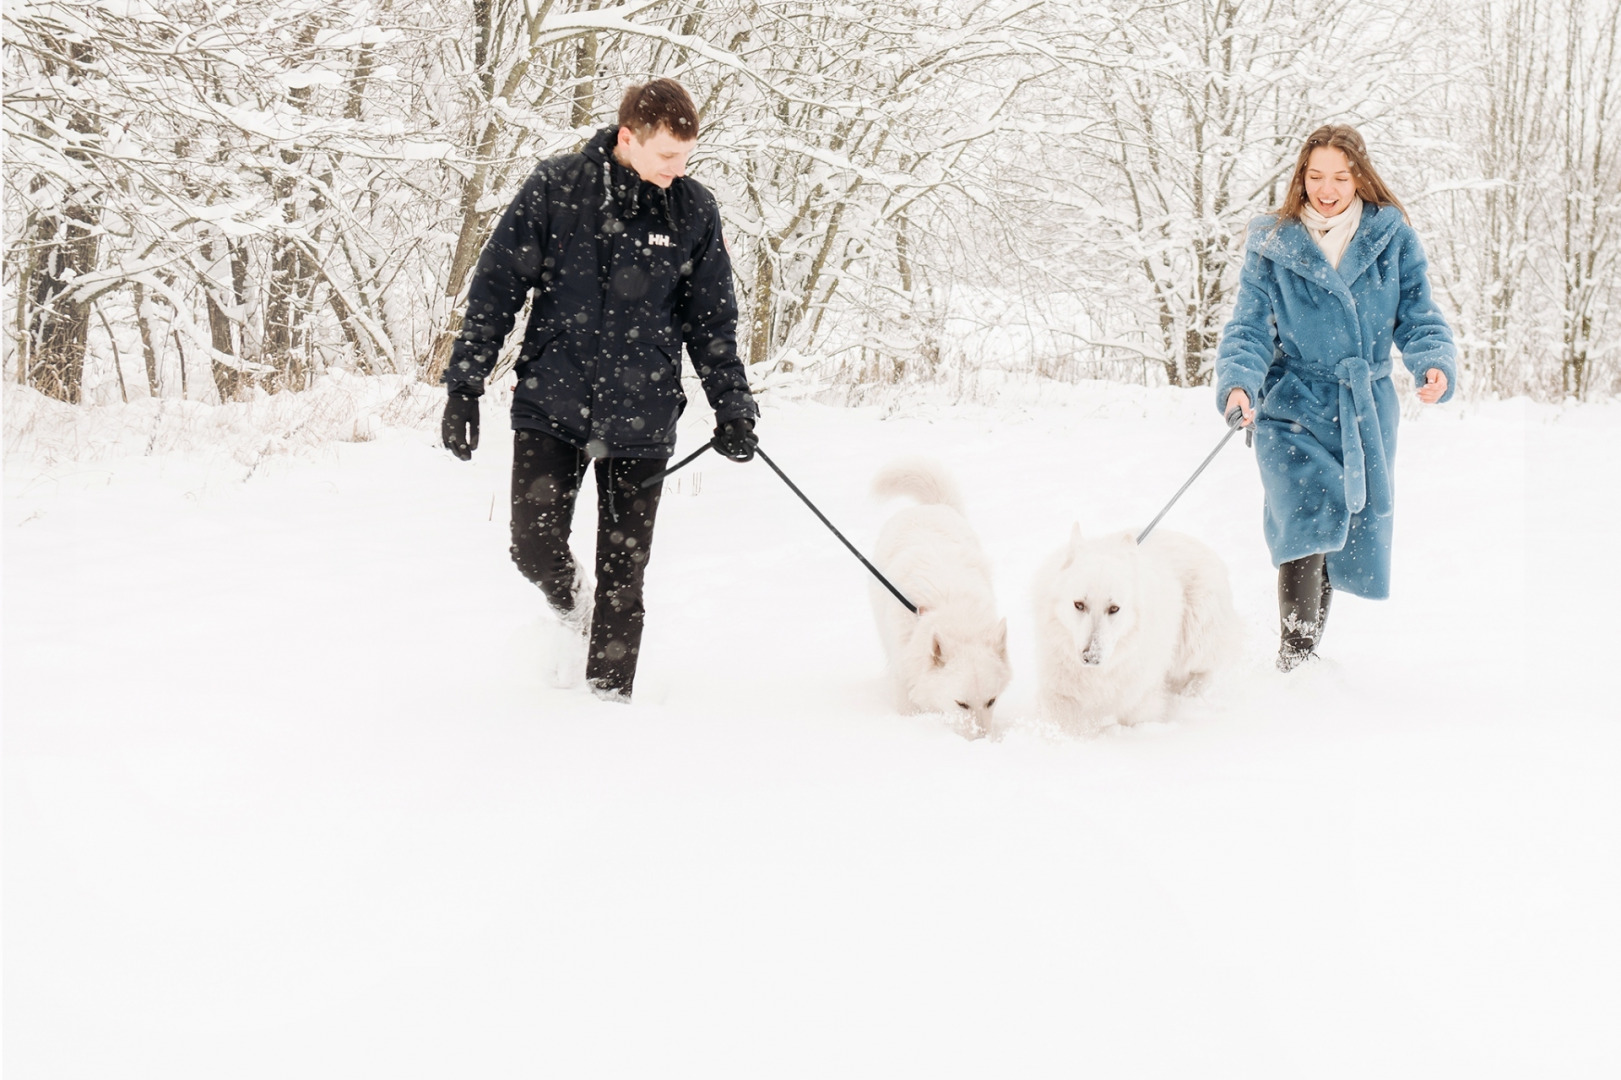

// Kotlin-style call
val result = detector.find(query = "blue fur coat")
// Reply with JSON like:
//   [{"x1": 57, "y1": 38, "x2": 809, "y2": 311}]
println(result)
[{"x1": 1214, "y1": 202, "x2": 1456, "y2": 599}]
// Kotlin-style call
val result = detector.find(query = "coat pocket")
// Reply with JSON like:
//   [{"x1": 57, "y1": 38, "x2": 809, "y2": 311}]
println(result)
[{"x1": 1259, "y1": 369, "x2": 1331, "y2": 424}]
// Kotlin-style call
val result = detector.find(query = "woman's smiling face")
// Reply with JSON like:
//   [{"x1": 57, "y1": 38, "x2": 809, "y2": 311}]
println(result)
[{"x1": 1304, "y1": 146, "x2": 1357, "y2": 217}]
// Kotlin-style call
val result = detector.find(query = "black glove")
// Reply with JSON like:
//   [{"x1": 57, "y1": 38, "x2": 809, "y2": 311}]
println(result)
[
  {"x1": 713, "y1": 417, "x2": 758, "y2": 462},
  {"x1": 442, "y1": 391, "x2": 480, "y2": 460}
]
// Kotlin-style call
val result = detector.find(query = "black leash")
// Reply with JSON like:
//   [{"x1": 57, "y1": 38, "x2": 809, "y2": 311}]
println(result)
[
  {"x1": 1135, "y1": 406, "x2": 1252, "y2": 544},
  {"x1": 635, "y1": 437, "x2": 918, "y2": 614},
  {"x1": 639, "y1": 439, "x2": 716, "y2": 489},
  {"x1": 755, "y1": 447, "x2": 918, "y2": 614}
]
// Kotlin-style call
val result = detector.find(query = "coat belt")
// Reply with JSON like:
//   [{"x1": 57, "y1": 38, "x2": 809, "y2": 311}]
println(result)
[{"x1": 1331, "y1": 356, "x2": 1390, "y2": 518}]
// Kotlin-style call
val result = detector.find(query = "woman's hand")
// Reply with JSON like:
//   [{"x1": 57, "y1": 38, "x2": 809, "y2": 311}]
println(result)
[
  {"x1": 1225, "y1": 388, "x2": 1255, "y2": 427},
  {"x1": 1416, "y1": 369, "x2": 1448, "y2": 404}
]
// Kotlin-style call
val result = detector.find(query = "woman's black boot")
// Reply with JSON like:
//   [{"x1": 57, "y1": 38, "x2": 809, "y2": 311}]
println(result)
[{"x1": 1277, "y1": 554, "x2": 1329, "y2": 671}]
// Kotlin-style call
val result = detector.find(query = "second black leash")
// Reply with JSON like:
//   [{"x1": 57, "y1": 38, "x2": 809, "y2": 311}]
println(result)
[
  {"x1": 755, "y1": 447, "x2": 918, "y2": 614},
  {"x1": 639, "y1": 439, "x2": 715, "y2": 489}
]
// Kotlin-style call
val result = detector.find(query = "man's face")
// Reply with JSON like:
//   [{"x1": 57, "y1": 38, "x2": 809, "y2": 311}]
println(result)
[{"x1": 614, "y1": 125, "x2": 696, "y2": 188}]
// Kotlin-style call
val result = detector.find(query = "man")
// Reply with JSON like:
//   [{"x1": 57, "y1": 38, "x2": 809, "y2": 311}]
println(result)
[{"x1": 441, "y1": 78, "x2": 759, "y2": 702}]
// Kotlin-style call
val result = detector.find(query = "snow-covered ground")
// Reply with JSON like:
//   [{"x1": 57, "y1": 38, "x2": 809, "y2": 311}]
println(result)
[{"x1": 6, "y1": 377, "x2": 1619, "y2": 1078}]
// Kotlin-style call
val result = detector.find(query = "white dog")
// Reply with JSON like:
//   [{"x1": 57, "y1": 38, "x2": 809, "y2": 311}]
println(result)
[
  {"x1": 1031, "y1": 526, "x2": 1239, "y2": 733},
  {"x1": 870, "y1": 459, "x2": 1010, "y2": 738}
]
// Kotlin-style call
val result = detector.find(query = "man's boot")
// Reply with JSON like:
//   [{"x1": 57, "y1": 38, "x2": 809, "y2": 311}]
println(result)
[{"x1": 551, "y1": 566, "x2": 593, "y2": 689}]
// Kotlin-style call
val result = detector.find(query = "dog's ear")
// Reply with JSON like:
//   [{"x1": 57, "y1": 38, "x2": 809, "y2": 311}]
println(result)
[
  {"x1": 1060, "y1": 523, "x2": 1083, "y2": 569},
  {"x1": 995, "y1": 617, "x2": 1008, "y2": 659},
  {"x1": 931, "y1": 635, "x2": 945, "y2": 667}
]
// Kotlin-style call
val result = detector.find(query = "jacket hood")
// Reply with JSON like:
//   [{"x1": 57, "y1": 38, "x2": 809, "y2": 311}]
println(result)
[
  {"x1": 582, "y1": 125, "x2": 677, "y2": 229},
  {"x1": 579, "y1": 124, "x2": 618, "y2": 165}
]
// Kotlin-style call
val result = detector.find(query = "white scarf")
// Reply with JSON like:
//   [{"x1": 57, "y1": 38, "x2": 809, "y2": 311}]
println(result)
[{"x1": 1300, "y1": 195, "x2": 1364, "y2": 271}]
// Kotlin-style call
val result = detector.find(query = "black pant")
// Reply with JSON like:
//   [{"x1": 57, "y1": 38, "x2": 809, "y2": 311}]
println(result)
[
  {"x1": 510, "y1": 430, "x2": 664, "y2": 695},
  {"x1": 1278, "y1": 553, "x2": 1333, "y2": 650}
]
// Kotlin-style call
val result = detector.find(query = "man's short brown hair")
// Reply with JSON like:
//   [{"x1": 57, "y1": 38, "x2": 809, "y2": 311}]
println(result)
[{"x1": 618, "y1": 79, "x2": 700, "y2": 141}]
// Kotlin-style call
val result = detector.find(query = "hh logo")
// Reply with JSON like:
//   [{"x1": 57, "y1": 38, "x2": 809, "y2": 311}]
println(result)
[{"x1": 647, "y1": 233, "x2": 674, "y2": 248}]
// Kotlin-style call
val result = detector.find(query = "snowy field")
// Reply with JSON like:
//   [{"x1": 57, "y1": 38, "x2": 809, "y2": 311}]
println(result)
[{"x1": 5, "y1": 377, "x2": 1619, "y2": 1078}]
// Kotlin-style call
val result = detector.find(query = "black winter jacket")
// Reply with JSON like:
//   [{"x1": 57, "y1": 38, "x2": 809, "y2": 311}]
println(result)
[{"x1": 445, "y1": 127, "x2": 757, "y2": 458}]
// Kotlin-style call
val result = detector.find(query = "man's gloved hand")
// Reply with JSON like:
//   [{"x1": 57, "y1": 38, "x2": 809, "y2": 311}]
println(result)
[
  {"x1": 713, "y1": 417, "x2": 758, "y2": 462},
  {"x1": 442, "y1": 391, "x2": 480, "y2": 460}
]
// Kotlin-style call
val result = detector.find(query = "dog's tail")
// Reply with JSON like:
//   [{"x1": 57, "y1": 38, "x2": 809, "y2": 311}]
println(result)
[{"x1": 872, "y1": 457, "x2": 965, "y2": 512}]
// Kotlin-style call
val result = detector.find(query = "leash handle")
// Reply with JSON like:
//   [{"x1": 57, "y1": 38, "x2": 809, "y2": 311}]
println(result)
[
  {"x1": 1226, "y1": 402, "x2": 1255, "y2": 448},
  {"x1": 1135, "y1": 416, "x2": 1245, "y2": 544},
  {"x1": 755, "y1": 446, "x2": 919, "y2": 614},
  {"x1": 639, "y1": 439, "x2": 715, "y2": 489}
]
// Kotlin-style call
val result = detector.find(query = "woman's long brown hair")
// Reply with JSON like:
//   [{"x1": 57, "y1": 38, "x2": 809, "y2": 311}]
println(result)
[{"x1": 1276, "y1": 124, "x2": 1408, "y2": 223}]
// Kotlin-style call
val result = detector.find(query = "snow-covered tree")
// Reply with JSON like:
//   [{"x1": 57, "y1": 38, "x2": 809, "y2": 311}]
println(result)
[
  {"x1": 1024, "y1": 0, "x2": 1452, "y2": 388},
  {"x1": 4, "y1": 0, "x2": 1618, "y2": 404}
]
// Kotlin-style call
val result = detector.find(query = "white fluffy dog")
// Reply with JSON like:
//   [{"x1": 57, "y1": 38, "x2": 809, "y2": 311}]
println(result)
[
  {"x1": 871, "y1": 459, "x2": 1011, "y2": 738},
  {"x1": 1032, "y1": 526, "x2": 1239, "y2": 733}
]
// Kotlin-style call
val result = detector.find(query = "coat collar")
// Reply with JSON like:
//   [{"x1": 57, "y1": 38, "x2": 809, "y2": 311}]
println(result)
[{"x1": 1247, "y1": 202, "x2": 1403, "y2": 296}]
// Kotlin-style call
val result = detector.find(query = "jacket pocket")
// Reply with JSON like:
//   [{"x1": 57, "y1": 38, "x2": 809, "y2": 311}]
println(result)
[
  {"x1": 515, "y1": 334, "x2": 591, "y2": 438},
  {"x1": 598, "y1": 339, "x2": 685, "y2": 448},
  {"x1": 516, "y1": 324, "x2": 561, "y2": 369}
]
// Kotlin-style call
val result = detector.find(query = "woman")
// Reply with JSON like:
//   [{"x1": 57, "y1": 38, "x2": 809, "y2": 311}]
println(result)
[{"x1": 1215, "y1": 124, "x2": 1456, "y2": 671}]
